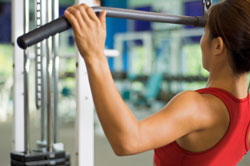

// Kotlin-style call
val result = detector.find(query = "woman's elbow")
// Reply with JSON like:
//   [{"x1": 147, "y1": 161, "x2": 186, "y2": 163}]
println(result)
[
  {"x1": 113, "y1": 148, "x2": 129, "y2": 156},
  {"x1": 112, "y1": 142, "x2": 138, "y2": 156}
]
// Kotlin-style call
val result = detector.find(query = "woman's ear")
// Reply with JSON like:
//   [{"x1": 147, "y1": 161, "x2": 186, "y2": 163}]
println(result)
[{"x1": 213, "y1": 37, "x2": 225, "y2": 56}]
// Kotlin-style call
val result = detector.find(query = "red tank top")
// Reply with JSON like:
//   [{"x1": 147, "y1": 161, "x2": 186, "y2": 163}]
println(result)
[{"x1": 154, "y1": 87, "x2": 250, "y2": 166}]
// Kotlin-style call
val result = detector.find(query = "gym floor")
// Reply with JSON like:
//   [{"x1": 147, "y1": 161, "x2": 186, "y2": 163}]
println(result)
[{"x1": 1, "y1": 117, "x2": 250, "y2": 166}]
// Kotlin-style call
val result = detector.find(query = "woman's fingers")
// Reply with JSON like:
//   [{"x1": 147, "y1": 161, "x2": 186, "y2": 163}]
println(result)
[
  {"x1": 64, "y1": 3, "x2": 107, "y2": 34},
  {"x1": 65, "y1": 7, "x2": 86, "y2": 31},
  {"x1": 74, "y1": 4, "x2": 92, "y2": 27},
  {"x1": 99, "y1": 10, "x2": 107, "y2": 29},
  {"x1": 65, "y1": 4, "x2": 103, "y2": 29},
  {"x1": 85, "y1": 5, "x2": 100, "y2": 23},
  {"x1": 64, "y1": 3, "x2": 107, "y2": 58},
  {"x1": 64, "y1": 10, "x2": 81, "y2": 33}
]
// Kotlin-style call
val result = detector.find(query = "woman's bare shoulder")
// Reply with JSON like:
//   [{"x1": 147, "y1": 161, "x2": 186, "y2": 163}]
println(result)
[
  {"x1": 174, "y1": 90, "x2": 227, "y2": 112},
  {"x1": 170, "y1": 90, "x2": 228, "y2": 129},
  {"x1": 170, "y1": 90, "x2": 209, "y2": 110}
]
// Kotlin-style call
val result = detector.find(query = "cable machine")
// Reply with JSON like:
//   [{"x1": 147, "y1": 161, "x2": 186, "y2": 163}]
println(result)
[
  {"x1": 11, "y1": 0, "x2": 70, "y2": 165},
  {"x1": 12, "y1": 0, "x2": 212, "y2": 166}
]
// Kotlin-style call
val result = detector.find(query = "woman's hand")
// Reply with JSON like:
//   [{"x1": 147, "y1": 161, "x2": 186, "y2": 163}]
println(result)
[{"x1": 64, "y1": 4, "x2": 107, "y2": 63}]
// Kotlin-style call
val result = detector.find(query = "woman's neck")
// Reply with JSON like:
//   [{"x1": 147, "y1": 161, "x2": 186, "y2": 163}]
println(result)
[{"x1": 206, "y1": 67, "x2": 249, "y2": 99}]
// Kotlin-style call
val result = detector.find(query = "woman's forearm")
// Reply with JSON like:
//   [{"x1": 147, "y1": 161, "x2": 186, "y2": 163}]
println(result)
[
  {"x1": 64, "y1": 4, "x2": 141, "y2": 155},
  {"x1": 85, "y1": 56, "x2": 140, "y2": 155}
]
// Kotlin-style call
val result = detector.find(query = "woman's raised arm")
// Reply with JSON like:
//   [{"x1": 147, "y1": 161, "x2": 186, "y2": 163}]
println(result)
[{"x1": 64, "y1": 3, "x2": 215, "y2": 156}]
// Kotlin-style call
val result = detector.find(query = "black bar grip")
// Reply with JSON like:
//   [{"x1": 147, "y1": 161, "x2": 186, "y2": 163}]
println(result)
[
  {"x1": 17, "y1": 7, "x2": 207, "y2": 49},
  {"x1": 17, "y1": 16, "x2": 70, "y2": 49}
]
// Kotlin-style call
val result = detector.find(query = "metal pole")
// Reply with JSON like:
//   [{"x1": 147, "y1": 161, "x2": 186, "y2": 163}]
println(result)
[
  {"x1": 24, "y1": 0, "x2": 30, "y2": 154},
  {"x1": 35, "y1": 0, "x2": 48, "y2": 147},
  {"x1": 12, "y1": 0, "x2": 25, "y2": 152},
  {"x1": 75, "y1": 1, "x2": 95, "y2": 165},
  {"x1": 46, "y1": 0, "x2": 53, "y2": 152},
  {"x1": 93, "y1": 7, "x2": 206, "y2": 26},
  {"x1": 52, "y1": 0, "x2": 59, "y2": 144}
]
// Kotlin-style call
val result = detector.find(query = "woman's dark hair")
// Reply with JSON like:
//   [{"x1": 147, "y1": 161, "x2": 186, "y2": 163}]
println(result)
[{"x1": 208, "y1": 0, "x2": 250, "y2": 74}]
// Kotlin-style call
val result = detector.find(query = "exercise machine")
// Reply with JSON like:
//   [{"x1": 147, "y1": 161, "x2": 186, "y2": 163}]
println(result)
[{"x1": 11, "y1": 0, "x2": 70, "y2": 165}]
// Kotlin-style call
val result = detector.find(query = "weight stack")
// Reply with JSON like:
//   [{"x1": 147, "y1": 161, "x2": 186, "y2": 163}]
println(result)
[{"x1": 10, "y1": 151, "x2": 70, "y2": 166}]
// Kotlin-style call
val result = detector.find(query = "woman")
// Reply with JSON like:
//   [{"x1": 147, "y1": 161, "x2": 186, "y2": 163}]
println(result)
[{"x1": 64, "y1": 0, "x2": 250, "y2": 165}]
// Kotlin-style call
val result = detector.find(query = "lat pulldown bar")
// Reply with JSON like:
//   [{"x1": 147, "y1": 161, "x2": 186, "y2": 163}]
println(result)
[{"x1": 17, "y1": 6, "x2": 207, "y2": 49}]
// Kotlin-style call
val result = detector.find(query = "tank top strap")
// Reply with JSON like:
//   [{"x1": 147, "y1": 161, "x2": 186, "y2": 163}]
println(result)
[
  {"x1": 196, "y1": 87, "x2": 249, "y2": 103},
  {"x1": 196, "y1": 87, "x2": 250, "y2": 113},
  {"x1": 197, "y1": 87, "x2": 250, "y2": 102},
  {"x1": 196, "y1": 87, "x2": 235, "y2": 116}
]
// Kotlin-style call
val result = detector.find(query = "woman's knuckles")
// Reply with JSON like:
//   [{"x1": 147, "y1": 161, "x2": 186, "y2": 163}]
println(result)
[{"x1": 65, "y1": 4, "x2": 106, "y2": 57}]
